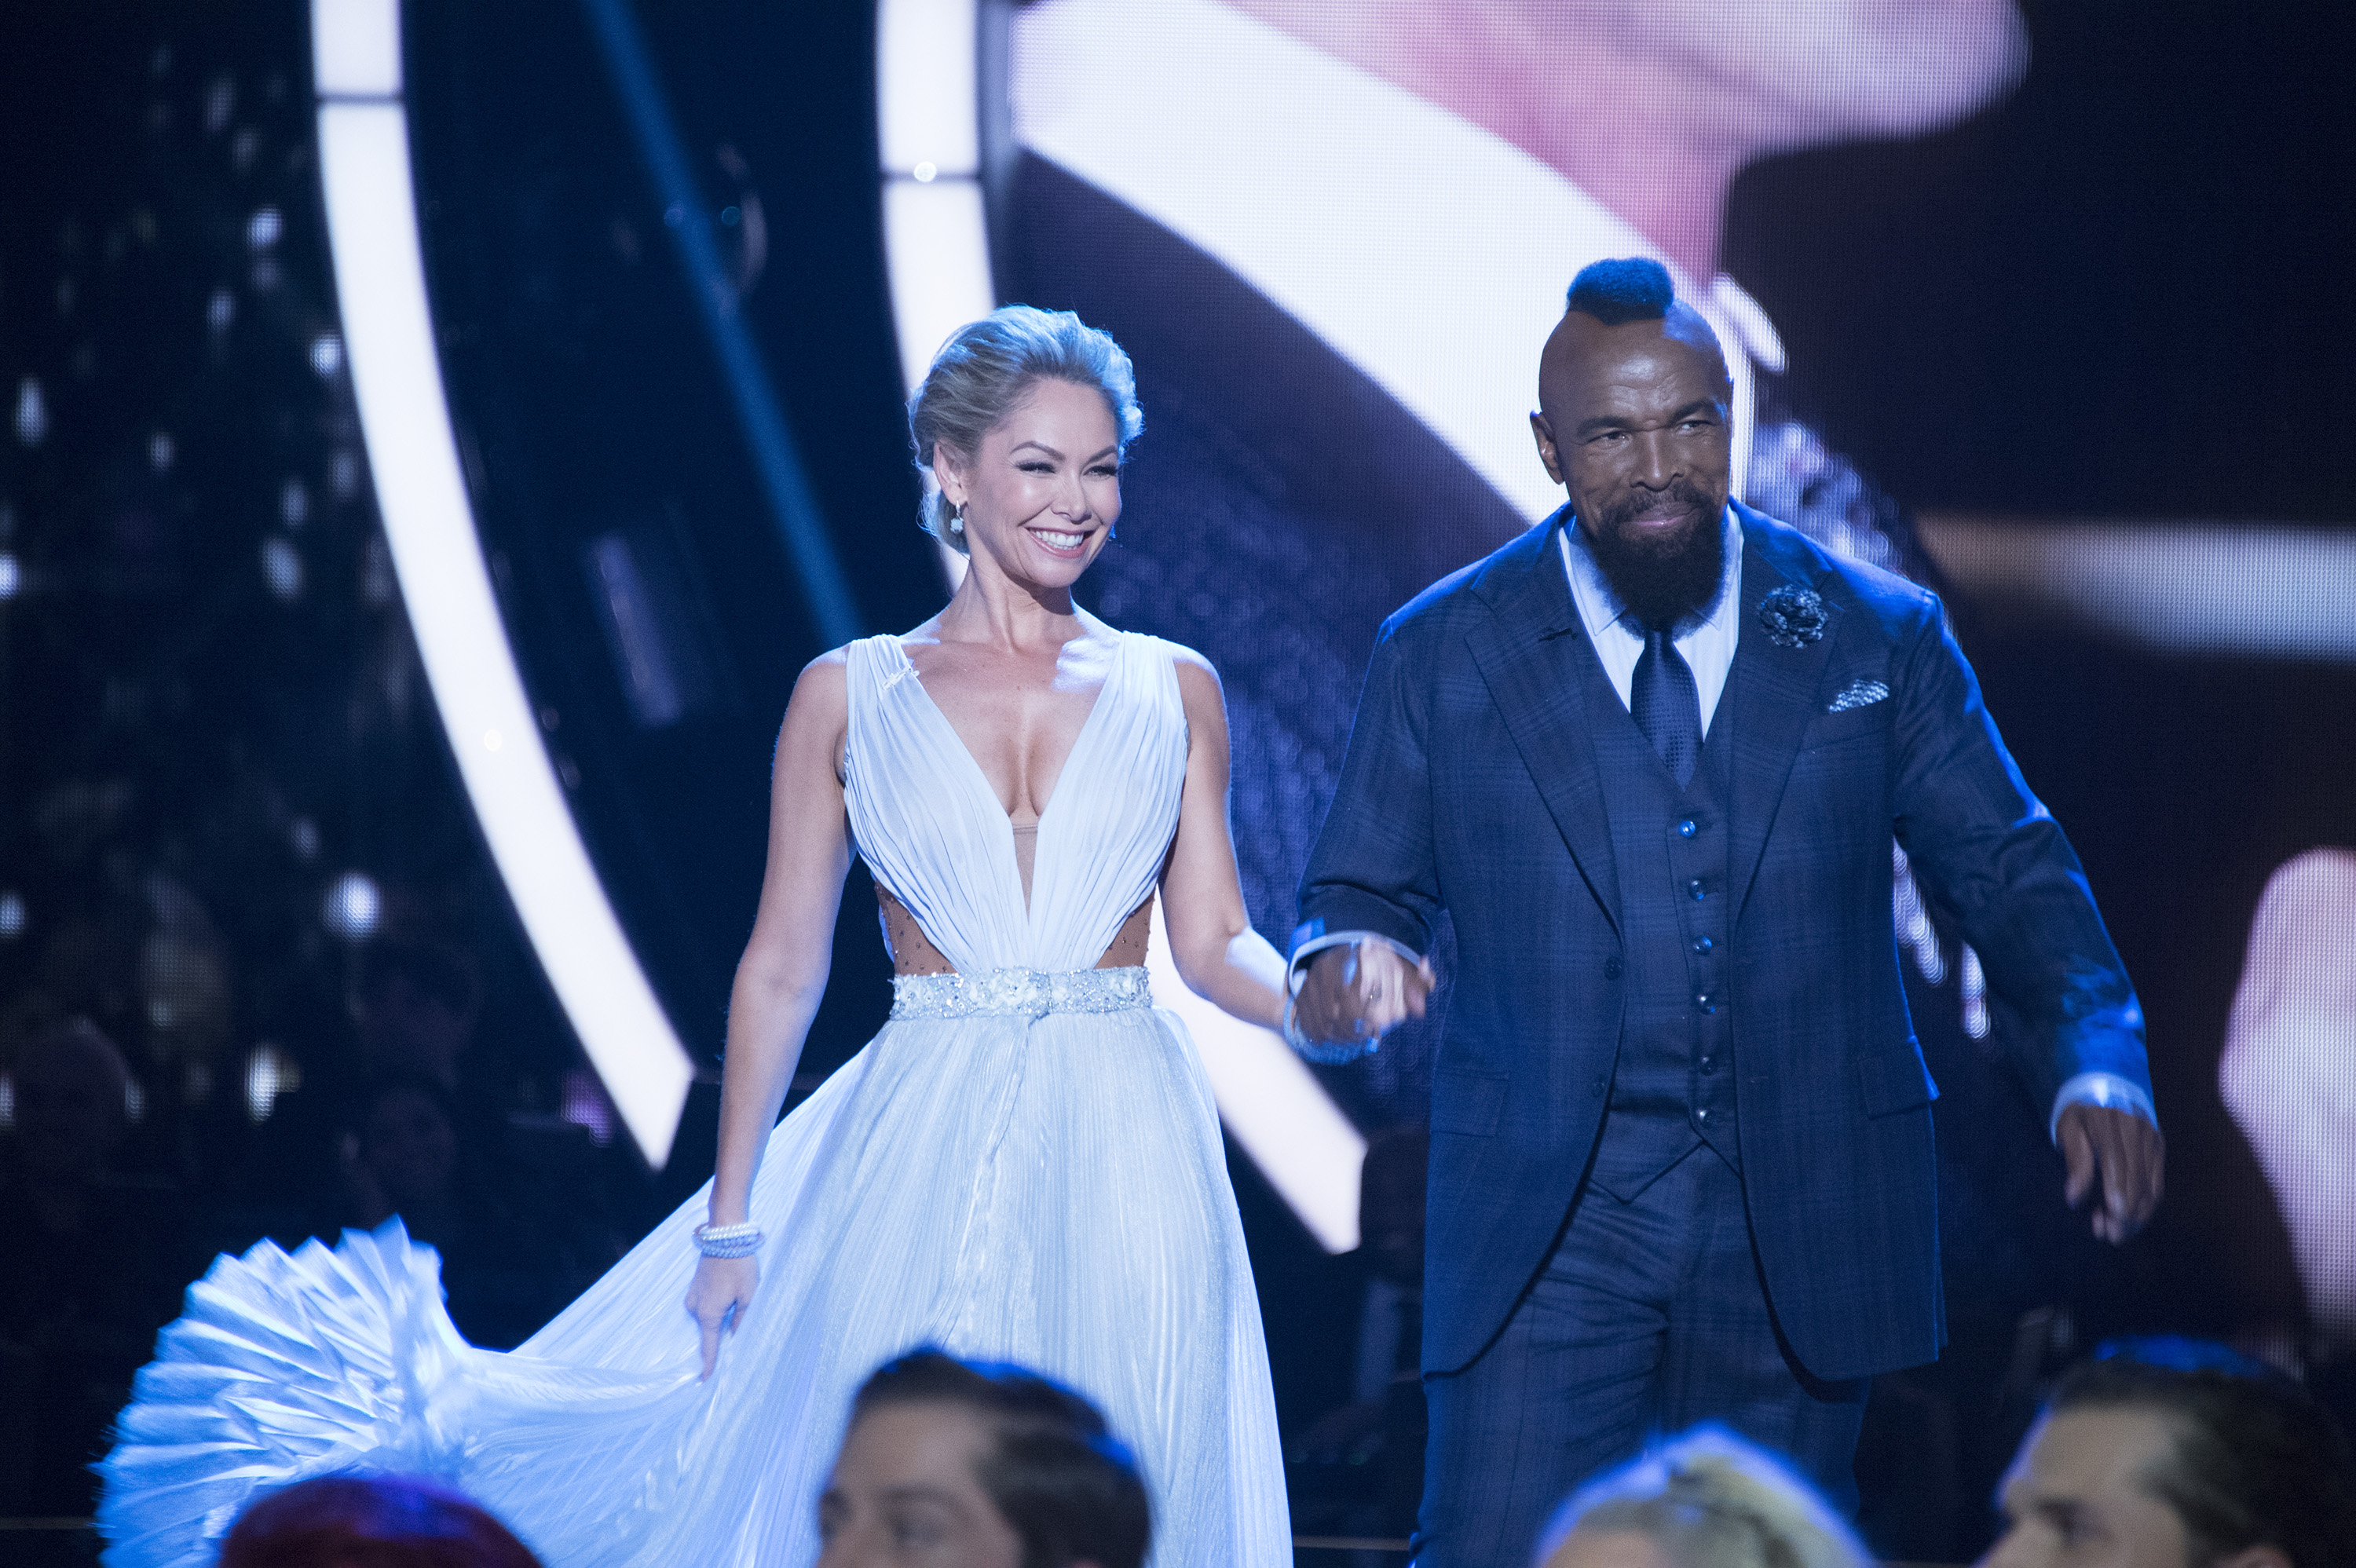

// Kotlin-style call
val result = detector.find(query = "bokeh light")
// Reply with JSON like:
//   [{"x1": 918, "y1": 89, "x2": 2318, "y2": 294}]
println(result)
[
  {"x1": 14, "y1": 377, "x2": 48, "y2": 445},
  {"x1": 243, "y1": 1043, "x2": 302, "y2": 1123},
  {"x1": 260, "y1": 535, "x2": 304, "y2": 601},
  {"x1": 321, "y1": 869, "x2": 381, "y2": 940}
]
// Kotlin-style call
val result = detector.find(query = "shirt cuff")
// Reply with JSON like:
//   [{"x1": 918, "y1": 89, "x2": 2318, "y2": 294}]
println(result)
[
  {"x1": 1286, "y1": 930, "x2": 1425, "y2": 992},
  {"x1": 2049, "y1": 1071, "x2": 2159, "y2": 1143}
]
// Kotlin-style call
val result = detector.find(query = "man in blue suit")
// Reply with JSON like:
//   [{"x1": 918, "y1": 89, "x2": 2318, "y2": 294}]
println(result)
[{"x1": 1290, "y1": 259, "x2": 2164, "y2": 1564}]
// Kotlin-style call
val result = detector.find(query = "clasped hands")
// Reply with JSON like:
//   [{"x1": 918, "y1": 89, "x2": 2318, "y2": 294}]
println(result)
[{"x1": 1292, "y1": 940, "x2": 1436, "y2": 1051}]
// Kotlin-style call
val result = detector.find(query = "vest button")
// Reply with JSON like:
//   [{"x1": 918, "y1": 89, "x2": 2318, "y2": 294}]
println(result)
[
  {"x1": 1604, "y1": 957, "x2": 1624, "y2": 980},
  {"x1": 1677, "y1": 817, "x2": 1698, "y2": 838},
  {"x1": 1692, "y1": 936, "x2": 1714, "y2": 954},
  {"x1": 1699, "y1": 1054, "x2": 1718, "y2": 1073},
  {"x1": 1696, "y1": 992, "x2": 1718, "y2": 1014},
  {"x1": 1696, "y1": 1107, "x2": 1712, "y2": 1123},
  {"x1": 1688, "y1": 879, "x2": 1707, "y2": 900}
]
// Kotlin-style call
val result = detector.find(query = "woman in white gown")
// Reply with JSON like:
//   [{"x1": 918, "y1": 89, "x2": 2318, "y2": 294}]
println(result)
[{"x1": 97, "y1": 308, "x2": 1318, "y2": 1566}]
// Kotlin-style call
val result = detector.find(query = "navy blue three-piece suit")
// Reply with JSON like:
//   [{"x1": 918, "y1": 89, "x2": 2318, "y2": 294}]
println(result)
[{"x1": 1296, "y1": 504, "x2": 2149, "y2": 1557}]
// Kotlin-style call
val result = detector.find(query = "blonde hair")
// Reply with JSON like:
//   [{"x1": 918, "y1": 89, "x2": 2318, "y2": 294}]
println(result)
[
  {"x1": 1535, "y1": 1427, "x2": 1871, "y2": 1568},
  {"x1": 905, "y1": 305, "x2": 1143, "y2": 555}
]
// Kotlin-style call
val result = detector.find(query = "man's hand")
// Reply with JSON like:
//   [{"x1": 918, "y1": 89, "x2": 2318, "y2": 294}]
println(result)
[
  {"x1": 2058, "y1": 1102, "x2": 2164, "y2": 1244},
  {"x1": 1293, "y1": 940, "x2": 1435, "y2": 1050}
]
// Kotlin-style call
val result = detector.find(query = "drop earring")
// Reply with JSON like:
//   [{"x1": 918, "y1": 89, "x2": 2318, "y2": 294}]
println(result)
[{"x1": 949, "y1": 503, "x2": 965, "y2": 535}]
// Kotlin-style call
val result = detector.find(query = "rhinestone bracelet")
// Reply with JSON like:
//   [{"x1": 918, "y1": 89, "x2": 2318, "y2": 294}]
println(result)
[{"x1": 693, "y1": 1221, "x2": 763, "y2": 1259}]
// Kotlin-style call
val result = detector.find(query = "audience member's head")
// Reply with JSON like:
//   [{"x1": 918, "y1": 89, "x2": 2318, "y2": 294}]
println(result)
[
  {"x1": 353, "y1": 941, "x2": 481, "y2": 1088},
  {"x1": 347, "y1": 1073, "x2": 463, "y2": 1228},
  {"x1": 1361, "y1": 1125, "x2": 1430, "y2": 1288},
  {"x1": 1984, "y1": 1338, "x2": 2356, "y2": 1568},
  {"x1": 821, "y1": 1348, "x2": 1149, "y2": 1568},
  {"x1": 219, "y1": 1475, "x2": 541, "y2": 1568},
  {"x1": 1534, "y1": 1426, "x2": 1871, "y2": 1568},
  {"x1": 10, "y1": 1016, "x2": 132, "y2": 1188}
]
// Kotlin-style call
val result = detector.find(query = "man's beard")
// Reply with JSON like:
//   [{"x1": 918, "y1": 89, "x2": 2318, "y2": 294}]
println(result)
[{"x1": 1583, "y1": 483, "x2": 1725, "y2": 628}]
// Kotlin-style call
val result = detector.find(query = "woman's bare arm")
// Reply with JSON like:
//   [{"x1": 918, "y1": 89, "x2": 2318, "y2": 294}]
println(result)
[
  {"x1": 1158, "y1": 653, "x2": 1287, "y2": 1029},
  {"x1": 686, "y1": 652, "x2": 854, "y2": 1374}
]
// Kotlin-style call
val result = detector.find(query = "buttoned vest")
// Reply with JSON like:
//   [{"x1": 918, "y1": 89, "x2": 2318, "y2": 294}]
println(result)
[{"x1": 1572, "y1": 630, "x2": 1740, "y2": 1201}]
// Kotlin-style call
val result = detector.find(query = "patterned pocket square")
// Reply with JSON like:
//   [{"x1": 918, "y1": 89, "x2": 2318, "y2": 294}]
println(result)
[{"x1": 1827, "y1": 678, "x2": 1890, "y2": 713}]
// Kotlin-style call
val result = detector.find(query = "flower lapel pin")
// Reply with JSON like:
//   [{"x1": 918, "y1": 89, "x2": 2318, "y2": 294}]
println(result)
[{"x1": 1757, "y1": 585, "x2": 1828, "y2": 649}]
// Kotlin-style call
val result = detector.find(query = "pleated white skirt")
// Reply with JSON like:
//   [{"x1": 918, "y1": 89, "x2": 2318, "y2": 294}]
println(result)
[{"x1": 100, "y1": 1004, "x2": 1291, "y2": 1567}]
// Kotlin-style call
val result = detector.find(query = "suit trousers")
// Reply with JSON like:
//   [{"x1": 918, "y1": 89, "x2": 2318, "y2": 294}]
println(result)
[{"x1": 1416, "y1": 1117, "x2": 1868, "y2": 1566}]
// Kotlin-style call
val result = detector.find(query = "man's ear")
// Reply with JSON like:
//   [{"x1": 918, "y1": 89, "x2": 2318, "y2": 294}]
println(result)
[
  {"x1": 1529, "y1": 411, "x2": 1565, "y2": 484},
  {"x1": 2212, "y1": 1547, "x2": 2292, "y2": 1568}
]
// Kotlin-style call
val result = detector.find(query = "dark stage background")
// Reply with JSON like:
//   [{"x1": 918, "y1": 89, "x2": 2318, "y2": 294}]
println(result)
[{"x1": 0, "y1": 2, "x2": 2349, "y2": 1561}]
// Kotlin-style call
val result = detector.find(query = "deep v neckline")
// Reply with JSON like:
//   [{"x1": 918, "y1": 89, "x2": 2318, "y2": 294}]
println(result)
[{"x1": 891, "y1": 634, "x2": 1124, "y2": 891}]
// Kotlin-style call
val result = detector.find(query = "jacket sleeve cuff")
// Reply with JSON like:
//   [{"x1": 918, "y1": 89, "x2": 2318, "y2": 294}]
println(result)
[
  {"x1": 2049, "y1": 1071, "x2": 2159, "y2": 1143},
  {"x1": 1284, "y1": 930, "x2": 1426, "y2": 993}
]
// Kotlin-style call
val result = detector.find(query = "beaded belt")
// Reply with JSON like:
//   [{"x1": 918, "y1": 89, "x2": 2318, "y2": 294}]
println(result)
[{"x1": 888, "y1": 965, "x2": 1152, "y2": 1021}]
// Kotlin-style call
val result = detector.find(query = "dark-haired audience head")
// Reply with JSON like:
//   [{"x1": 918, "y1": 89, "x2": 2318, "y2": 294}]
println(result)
[
  {"x1": 218, "y1": 1475, "x2": 542, "y2": 1568},
  {"x1": 1983, "y1": 1338, "x2": 2356, "y2": 1568},
  {"x1": 355, "y1": 941, "x2": 481, "y2": 1089},
  {"x1": 821, "y1": 1349, "x2": 1150, "y2": 1568},
  {"x1": 1534, "y1": 1425, "x2": 1871, "y2": 1568},
  {"x1": 1532, "y1": 258, "x2": 1734, "y2": 629},
  {"x1": 10, "y1": 1016, "x2": 132, "y2": 1186},
  {"x1": 354, "y1": 1073, "x2": 463, "y2": 1219}
]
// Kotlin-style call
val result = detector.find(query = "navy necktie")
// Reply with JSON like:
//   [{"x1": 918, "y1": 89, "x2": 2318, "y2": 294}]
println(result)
[{"x1": 1632, "y1": 621, "x2": 1703, "y2": 789}]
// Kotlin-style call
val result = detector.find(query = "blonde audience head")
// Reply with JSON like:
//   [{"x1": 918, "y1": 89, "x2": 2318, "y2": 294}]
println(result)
[{"x1": 1534, "y1": 1427, "x2": 1871, "y2": 1568}]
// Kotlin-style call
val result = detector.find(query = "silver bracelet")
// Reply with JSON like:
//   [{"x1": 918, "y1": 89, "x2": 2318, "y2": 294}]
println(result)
[{"x1": 693, "y1": 1221, "x2": 763, "y2": 1259}]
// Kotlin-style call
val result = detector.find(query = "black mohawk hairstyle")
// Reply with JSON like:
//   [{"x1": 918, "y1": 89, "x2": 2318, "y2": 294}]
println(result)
[{"x1": 1565, "y1": 257, "x2": 1676, "y2": 325}]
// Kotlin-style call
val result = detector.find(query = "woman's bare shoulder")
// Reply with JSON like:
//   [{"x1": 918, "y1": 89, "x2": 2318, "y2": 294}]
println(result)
[
  {"x1": 774, "y1": 646, "x2": 854, "y2": 762},
  {"x1": 1142, "y1": 637, "x2": 1227, "y2": 741},
  {"x1": 1129, "y1": 632, "x2": 1221, "y2": 695},
  {"x1": 788, "y1": 646, "x2": 851, "y2": 707}
]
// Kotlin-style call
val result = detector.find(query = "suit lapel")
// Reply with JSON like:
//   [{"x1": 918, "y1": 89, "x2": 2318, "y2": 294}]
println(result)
[
  {"x1": 1464, "y1": 511, "x2": 1622, "y2": 938},
  {"x1": 1720, "y1": 505, "x2": 1842, "y2": 919}
]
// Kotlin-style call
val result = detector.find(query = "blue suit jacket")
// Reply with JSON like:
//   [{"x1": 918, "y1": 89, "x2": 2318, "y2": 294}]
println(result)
[{"x1": 1297, "y1": 503, "x2": 2151, "y2": 1379}]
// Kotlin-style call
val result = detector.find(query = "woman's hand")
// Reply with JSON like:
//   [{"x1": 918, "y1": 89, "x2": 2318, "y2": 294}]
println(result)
[{"x1": 685, "y1": 1254, "x2": 759, "y2": 1380}]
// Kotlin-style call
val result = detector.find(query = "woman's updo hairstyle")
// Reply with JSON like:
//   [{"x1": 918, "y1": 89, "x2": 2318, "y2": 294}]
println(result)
[{"x1": 907, "y1": 305, "x2": 1144, "y2": 554}]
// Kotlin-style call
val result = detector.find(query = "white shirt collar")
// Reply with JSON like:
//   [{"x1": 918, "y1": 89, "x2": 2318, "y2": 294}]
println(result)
[
  {"x1": 1557, "y1": 507, "x2": 1747, "y2": 733},
  {"x1": 1012, "y1": 0, "x2": 1787, "y2": 525}
]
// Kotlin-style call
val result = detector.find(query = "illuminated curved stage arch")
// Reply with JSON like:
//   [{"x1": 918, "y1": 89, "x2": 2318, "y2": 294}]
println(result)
[{"x1": 312, "y1": 0, "x2": 695, "y2": 1164}]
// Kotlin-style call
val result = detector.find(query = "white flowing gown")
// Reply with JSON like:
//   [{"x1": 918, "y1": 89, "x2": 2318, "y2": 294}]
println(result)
[{"x1": 98, "y1": 630, "x2": 1291, "y2": 1566}]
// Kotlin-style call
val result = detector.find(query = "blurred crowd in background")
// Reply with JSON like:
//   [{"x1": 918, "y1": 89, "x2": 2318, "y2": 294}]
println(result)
[{"x1": 0, "y1": 13, "x2": 682, "y2": 1522}]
